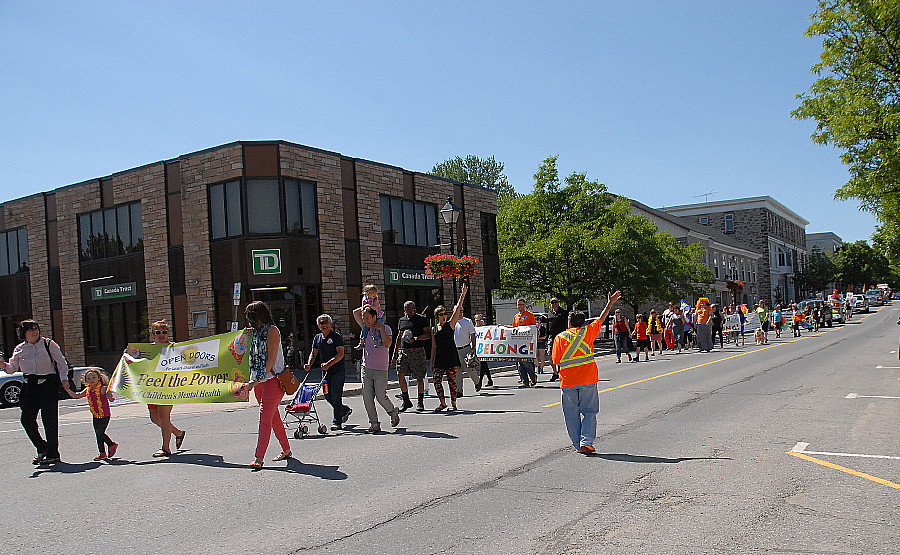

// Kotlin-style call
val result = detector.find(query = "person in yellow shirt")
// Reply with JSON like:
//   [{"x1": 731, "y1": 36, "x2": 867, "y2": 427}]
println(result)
[{"x1": 551, "y1": 290, "x2": 622, "y2": 454}]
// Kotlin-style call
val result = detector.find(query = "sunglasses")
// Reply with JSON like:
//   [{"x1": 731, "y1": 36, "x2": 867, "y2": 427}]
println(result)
[{"x1": 154, "y1": 330, "x2": 169, "y2": 335}]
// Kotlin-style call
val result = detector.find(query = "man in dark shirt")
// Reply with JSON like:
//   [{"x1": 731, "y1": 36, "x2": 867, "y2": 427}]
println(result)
[
  {"x1": 391, "y1": 300, "x2": 432, "y2": 412},
  {"x1": 305, "y1": 314, "x2": 352, "y2": 430},
  {"x1": 546, "y1": 298, "x2": 569, "y2": 382}
]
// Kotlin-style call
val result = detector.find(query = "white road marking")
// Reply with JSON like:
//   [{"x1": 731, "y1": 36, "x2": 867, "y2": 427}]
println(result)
[
  {"x1": 845, "y1": 393, "x2": 900, "y2": 400},
  {"x1": 874, "y1": 365, "x2": 900, "y2": 369},
  {"x1": 789, "y1": 442, "x2": 900, "y2": 460}
]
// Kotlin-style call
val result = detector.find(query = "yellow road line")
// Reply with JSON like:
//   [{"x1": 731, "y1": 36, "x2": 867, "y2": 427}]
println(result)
[
  {"x1": 786, "y1": 451, "x2": 900, "y2": 490},
  {"x1": 541, "y1": 318, "x2": 861, "y2": 408}
]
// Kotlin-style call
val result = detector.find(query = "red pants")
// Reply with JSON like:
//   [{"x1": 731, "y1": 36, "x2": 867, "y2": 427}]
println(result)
[{"x1": 253, "y1": 378, "x2": 290, "y2": 458}]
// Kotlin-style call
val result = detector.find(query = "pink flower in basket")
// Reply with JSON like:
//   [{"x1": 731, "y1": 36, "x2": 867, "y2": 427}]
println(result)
[
  {"x1": 456, "y1": 255, "x2": 480, "y2": 277},
  {"x1": 424, "y1": 254, "x2": 459, "y2": 279}
]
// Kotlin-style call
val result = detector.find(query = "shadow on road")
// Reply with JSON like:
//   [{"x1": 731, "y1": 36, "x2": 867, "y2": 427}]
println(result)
[
  {"x1": 589, "y1": 453, "x2": 732, "y2": 463},
  {"x1": 394, "y1": 427, "x2": 458, "y2": 439},
  {"x1": 29, "y1": 461, "x2": 102, "y2": 477},
  {"x1": 122, "y1": 452, "x2": 347, "y2": 478}
]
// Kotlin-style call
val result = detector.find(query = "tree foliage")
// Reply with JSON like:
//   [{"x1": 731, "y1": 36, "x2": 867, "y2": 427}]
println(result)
[
  {"x1": 794, "y1": 247, "x2": 838, "y2": 296},
  {"x1": 792, "y1": 0, "x2": 900, "y2": 256},
  {"x1": 497, "y1": 156, "x2": 710, "y2": 309},
  {"x1": 834, "y1": 239, "x2": 892, "y2": 287},
  {"x1": 430, "y1": 155, "x2": 515, "y2": 200}
]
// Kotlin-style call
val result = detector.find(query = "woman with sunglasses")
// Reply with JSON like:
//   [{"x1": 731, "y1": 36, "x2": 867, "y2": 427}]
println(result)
[
  {"x1": 0, "y1": 320, "x2": 72, "y2": 464},
  {"x1": 429, "y1": 283, "x2": 468, "y2": 412},
  {"x1": 146, "y1": 320, "x2": 187, "y2": 457}
]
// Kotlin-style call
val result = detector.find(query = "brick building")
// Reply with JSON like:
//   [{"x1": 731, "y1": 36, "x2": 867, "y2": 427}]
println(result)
[
  {"x1": 0, "y1": 141, "x2": 499, "y2": 371},
  {"x1": 661, "y1": 196, "x2": 808, "y2": 305}
]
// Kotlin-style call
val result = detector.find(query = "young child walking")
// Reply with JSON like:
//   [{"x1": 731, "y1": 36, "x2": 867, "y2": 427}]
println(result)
[
  {"x1": 356, "y1": 284, "x2": 385, "y2": 349},
  {"x1": 70, "y1": 368, "x2": 117, "y2": 460},
  {"x1": 632, "y1": 313, "x2": 650, "y2": 362}
]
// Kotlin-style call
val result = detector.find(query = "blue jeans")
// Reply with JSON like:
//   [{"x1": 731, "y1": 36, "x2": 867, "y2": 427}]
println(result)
[
  {"x1": 517, "y1": 359, "x2": 536, "y2": 384},
  {"x1": 561, "y1": 383, "x2": 599, "y2": 448}
]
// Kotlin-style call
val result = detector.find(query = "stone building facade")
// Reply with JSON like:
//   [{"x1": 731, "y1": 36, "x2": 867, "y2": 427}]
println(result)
[
  {"x1": 0, "y1": 141, "x2": 499, "y2": 371},
  {"x1": 662, "y1": 197, "x2": 808, "y2": 305}
]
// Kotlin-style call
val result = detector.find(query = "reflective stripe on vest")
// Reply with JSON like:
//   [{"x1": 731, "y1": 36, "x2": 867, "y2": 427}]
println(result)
[{"x1": 558, "y1": 327, "x2": 594, "y2": 370}]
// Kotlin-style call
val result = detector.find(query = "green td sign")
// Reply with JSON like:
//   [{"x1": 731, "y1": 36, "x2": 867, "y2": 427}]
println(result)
[
  {"x1": 252, "y1": 249, "x2": 281, "y2": 275},
  {"x1": 384, "y1": 268, "x2": 440, "y2": 287},
  {"x1": 91, "y1": 282, "x2": 137, "y2": 301}
]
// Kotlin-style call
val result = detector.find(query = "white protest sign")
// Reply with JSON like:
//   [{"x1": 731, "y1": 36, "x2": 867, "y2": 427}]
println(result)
[
  {"x1": 744, "y1": 311, "x2": 761, "y2": 330},
  {"x1": 474, "y1": 325, "x2": 538, "y2": 360}
]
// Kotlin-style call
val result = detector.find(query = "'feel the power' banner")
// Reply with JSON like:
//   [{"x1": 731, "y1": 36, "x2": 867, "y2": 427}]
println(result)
[
  {"x1": 109, "y1": 331, "x2": 251, "y2": 404},
  {"x1": 474, "y1": 325, "x2": 537, "y2": 360}
]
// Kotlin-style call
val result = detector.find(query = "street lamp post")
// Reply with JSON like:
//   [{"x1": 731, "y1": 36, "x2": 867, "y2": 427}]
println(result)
[{"x1": 439, "y1": 197, "x2": 462, "y2": 302}]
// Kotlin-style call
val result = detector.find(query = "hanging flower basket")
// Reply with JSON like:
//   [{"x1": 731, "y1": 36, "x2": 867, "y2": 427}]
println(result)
[
  {"x1": 455, "y1": 255, "x2": 480, "y2": 277},
  {"x1": 726, "y1": 280, "x2": 744, "y2": 292},
  {"x1": 424, "y1": 254, "x2": 459, "y2": 279}
]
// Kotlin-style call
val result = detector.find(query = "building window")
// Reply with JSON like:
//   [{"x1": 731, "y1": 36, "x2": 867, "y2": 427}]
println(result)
[
  {"x1": 724, "y1": 213, "x2": 734, "y2": 233},
  {"x1": 285, "y1": 179, "x2": 318, "y2": 236},
  {"x1": 751, "y1": 263, "x2": 757, "y2": 283},
  {"x1": 380, "y1": 195, "x2": 437, "y2": 247},
  {"x1": 78, "y1": 202, "x2": 143, "y2": 261},
  {"x1": 713, "y1": 253, "x2": 719, "y2": 279},
  {"x1": 209, "y1": 180, "x2": 243, "y2": 239},
  {"x1": 83, "y1": 300, "x2": 148, "y2": 354},
  {"x1": 246, "y1": 179, "x2": 281, "y2": 234},
  {"x1": 0, "y1": 228, "x2": 28, "y2": 276},
  {"x1": 481, "y1": 212, "x2": 498, "y2": 255},
  {"x1": 699, "y1": 216, "x2": 709, "y2": 226}
]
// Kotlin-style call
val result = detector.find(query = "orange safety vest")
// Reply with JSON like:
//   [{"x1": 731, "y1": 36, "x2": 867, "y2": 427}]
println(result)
[{"x1": 553, "y1": 324, "x2": 600, "y2": 388}]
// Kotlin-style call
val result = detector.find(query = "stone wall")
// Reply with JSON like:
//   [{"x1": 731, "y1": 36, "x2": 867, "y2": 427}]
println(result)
[
  {"x1": 177, "y1": 144, "x2": 243, "y2": 338},
  {"x1": 1, "y1": 195, "x2": 50, "y2": 334},
  {"x1": 280, "y1": 145, "x2": 348, "y2": 321}
]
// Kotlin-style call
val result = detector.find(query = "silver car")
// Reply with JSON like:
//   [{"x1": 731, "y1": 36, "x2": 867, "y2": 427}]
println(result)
[{"x1": 0, "y1": 366, "x2": 106, "y2": 408}]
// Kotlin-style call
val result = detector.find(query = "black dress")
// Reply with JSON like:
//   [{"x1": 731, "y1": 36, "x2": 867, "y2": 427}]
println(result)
[{"x1": 432, "y1": 324, "x2": 459, "y2": 369}]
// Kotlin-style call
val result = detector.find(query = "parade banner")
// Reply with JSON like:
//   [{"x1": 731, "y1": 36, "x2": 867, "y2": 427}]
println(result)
[
  {"x1": 474, "y1": 325, "x2": 537, "y2": 360},
  {"x1": 744, "y1": 311, "x2": 761, "y2": 330},
  {"x1": 109, "y1": 330, "x2": 251, "y2": 404}
]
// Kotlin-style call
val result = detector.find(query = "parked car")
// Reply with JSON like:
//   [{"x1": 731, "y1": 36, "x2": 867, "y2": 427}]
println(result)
[
  {"x1": 0, "y1": 366, "x2": 106, "y2": 408},
  {"x1": 865, "y1": 289, "x2": 884, "y2": 306},
  {"x1": 852, "y1": 294, "x2": 870, "y2": 313},
  {"x1": 796, "y1": 300, "x2": 834, "y2": 327}
]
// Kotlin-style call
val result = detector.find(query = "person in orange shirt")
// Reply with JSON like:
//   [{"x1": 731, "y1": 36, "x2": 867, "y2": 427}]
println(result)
[
  {"x1": 552, "y1": 290, "x2": 621, "y2": 454},
  {"x1": 513, "y1": 298, "x2": 538, "y2": 388},
  {"x1": 694, "y1": 297, "x2": 713, "y2": 352},
  {"x1": 631, "y1": 313, "x2": 650, "y2": 362}
]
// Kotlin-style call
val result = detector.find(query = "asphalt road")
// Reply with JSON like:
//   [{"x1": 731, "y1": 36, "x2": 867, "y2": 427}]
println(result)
[{"x1": 1, "y1": 307, "x2": 897, "y2": 554}]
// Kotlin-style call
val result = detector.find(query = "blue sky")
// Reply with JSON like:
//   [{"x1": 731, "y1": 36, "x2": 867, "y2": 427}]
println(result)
[{"x1": 0, "y1": 0, "x2": 878, "y2": 242}]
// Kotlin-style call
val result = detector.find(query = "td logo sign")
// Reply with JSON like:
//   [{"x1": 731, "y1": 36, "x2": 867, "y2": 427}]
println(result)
[{"x1": 252, "y1": 249, "x2": 281, "y2": 275}]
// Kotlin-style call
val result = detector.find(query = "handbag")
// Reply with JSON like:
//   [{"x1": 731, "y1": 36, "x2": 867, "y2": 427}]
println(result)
[
  {"x1": 43, "y1": 338, "x2": 76, "y2": 400},
  {"x1": 275, "y1": 369, "x2": 300, "y2": 396}
]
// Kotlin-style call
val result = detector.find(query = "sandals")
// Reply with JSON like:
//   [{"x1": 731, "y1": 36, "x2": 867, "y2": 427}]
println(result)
[
  {"x1": 432, "y1": 405, "x2": 447, "y2": 412},
  {"x1": 152, "y1": 448, "x2": 172, "y2": 458},
  {"x1": 272, "y1": 450, "x2": 292, "y2": 462},
  {"x1": 250, "y1": 458, "x2": 264, "y2": 470},
  {"x1": 175, "y1": 431, "x2": 186, "y2": 450}
]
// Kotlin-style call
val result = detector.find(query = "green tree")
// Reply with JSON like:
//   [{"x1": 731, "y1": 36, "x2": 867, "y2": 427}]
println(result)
[
  {"x1": 430, "y1": 155, "x2": 515, "y2": 200},
  {"x1": 792, "y1": 1, "x2": 900, "y2": 253},
  {"x1": 794, "y1": 247, "x2": 838, "y2": 297},
  {"x1": 498, "y1": 156, "x2": 710, "y2": 310},
  {"x1": 834, "y1": 240, "x2": 892, "y2": 288}
]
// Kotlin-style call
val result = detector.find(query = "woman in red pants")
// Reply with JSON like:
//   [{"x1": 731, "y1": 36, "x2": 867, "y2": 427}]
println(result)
[{"x1": 239, "y1": 301, "x2": 292, "y2": 470}]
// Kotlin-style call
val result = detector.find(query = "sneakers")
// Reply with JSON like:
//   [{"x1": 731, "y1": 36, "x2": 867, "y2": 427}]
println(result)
[
  {"x1": 108, "y1": 442, "x2": 118, "y2": 458},
  {"x1": 39, "y1": 456, "x2": 61, "y2": 465},
  {"x1": 331, "y1": 423, "x2": 343, "y2": 431},
  {"x1": 415, "y1": 403, "x2": 425, "y2": 412},
  {"x1": 576, "y1": 445, "x2": 595, "y2": 454},
  {"x1": 517, "y1": 383, "x2": 530, "y2": 389},
  {"x1": 94, "y1": 453, "x2": 108, "y2": 461},
  {"x1": 390, "y1": 408, "x2": 401, "y2": 427},
  {"x1": 31, "y1": 453, "x2": 46, "y2": 465},
  {"x1": 364, "y1": 425, "x2": 382, "y2": 434},
  {"x1": 342, "y1": 407, "x2": 352, "y2": 423},
  {"x1": 399, "y1": 400, "x2": 413, "y2": 412}
]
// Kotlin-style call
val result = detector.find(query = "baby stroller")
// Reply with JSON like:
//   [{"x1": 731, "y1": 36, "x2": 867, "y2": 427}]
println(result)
[{"x1": 283, "y1": 375, "x2": 328, "y2": 438}]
